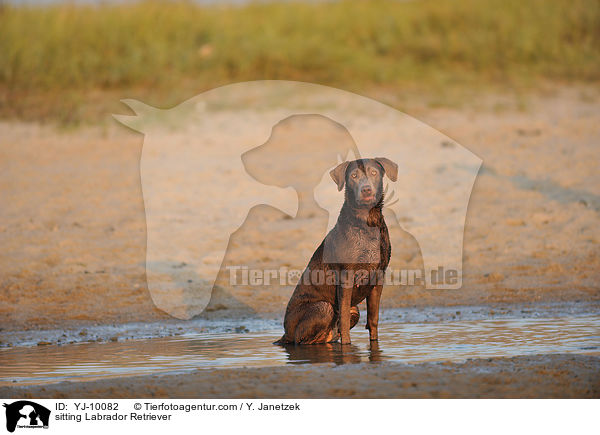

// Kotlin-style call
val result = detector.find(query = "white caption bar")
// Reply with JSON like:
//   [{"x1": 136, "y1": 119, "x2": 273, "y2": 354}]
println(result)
[{"x1": 0, "y1": 399, "x2": 596, "y2": 435}]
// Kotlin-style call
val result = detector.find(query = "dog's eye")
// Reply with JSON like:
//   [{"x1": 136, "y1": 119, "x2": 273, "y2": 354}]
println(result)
[{"x1": 351, "y1": 173, "x2": 358, "y2": 178}]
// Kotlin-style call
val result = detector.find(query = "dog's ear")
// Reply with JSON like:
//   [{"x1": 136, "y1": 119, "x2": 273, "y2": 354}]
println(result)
[
  {"x1": 374, "y1": 157, "x2": 398, "y2": 182},
  {"x1": 330, "y1": 161, "x2": 350, "y2": 191}
]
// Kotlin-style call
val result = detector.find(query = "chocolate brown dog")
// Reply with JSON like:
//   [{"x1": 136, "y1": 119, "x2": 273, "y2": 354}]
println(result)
[{"x1": 275, "y1": 157, "x2": 398, "y2": 345}]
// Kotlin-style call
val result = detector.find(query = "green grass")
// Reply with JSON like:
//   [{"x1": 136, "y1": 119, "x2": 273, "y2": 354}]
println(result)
[{"x1": 1, "y1": 0, "x2": 599, "y2": 124}]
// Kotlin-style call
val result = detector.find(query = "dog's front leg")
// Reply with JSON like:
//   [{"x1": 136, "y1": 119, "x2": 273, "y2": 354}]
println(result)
[
  {"x1": 366, "y1": 284, "x2": 383, "y2": 341},
  {"x1": 337, "y1": 271, "x2": 353, "y2": 345}
]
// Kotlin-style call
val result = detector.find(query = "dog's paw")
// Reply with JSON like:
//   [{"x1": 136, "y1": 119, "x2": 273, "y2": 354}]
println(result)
[{"x1": 327, "y1": 329, "x2": 340, "y2": 343}]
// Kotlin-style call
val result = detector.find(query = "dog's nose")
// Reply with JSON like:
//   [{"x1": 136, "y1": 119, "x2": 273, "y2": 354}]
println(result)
[{"x1": 361, "y1": 185, "x2": 373, "y2": 196}]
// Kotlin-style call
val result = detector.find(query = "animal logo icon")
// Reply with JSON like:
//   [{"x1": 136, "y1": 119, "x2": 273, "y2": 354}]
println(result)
[{"x1": 3, "y1": 401, "x2": 50, "y2": 433}]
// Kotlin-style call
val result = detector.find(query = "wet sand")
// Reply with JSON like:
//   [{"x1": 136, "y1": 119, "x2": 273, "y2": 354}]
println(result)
[
  {"x1": 2, "y1": 354, "x2": 598, "y2": 398},
  {"x1": 1, "y1": 308, "x2": 599, "y2": 394}
]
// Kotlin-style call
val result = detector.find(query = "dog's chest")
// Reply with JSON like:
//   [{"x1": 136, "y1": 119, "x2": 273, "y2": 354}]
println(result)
[
  {"x1": 324, "y1": 224, "x2": 383, "y2": 265},
  {"x1": 352, "y1": 226, "x2": 381, "y2": 263}
]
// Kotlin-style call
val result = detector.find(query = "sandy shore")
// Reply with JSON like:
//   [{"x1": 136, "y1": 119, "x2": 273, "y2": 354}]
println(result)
[
  {"x1": 2, "y1": 354, "x2": 598, "y2": 399},
  {"x1": 1, "y1": 85, "x2": 598, "y2": 399},
  {"x1": 1, "y1": 85, "x2": 599, "y2": 332}
]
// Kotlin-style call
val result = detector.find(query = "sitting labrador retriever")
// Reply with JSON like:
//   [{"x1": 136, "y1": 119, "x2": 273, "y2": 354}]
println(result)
[{"x1": 275, "y1": 157, "x2": 398, "y2": 345}]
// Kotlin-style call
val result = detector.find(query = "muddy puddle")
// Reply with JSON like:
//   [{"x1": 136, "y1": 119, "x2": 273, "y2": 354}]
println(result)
[{"x1": 1, "y1": 312, "x2": 598, "y2": 386}]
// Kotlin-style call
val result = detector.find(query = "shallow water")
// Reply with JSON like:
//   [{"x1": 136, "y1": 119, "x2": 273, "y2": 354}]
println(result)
[{"x1": 1, "y1": 314, "x2": 599, "y2": 386}]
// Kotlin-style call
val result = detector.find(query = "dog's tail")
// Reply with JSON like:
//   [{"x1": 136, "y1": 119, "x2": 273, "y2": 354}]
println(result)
[{"x1": 273, "y1": 335, "x2": 288, "y2": 346}]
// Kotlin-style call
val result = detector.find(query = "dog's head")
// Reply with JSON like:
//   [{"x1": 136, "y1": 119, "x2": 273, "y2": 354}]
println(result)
[{"x1": 330, "y1": 158, "x2": 398, "y2": 208}]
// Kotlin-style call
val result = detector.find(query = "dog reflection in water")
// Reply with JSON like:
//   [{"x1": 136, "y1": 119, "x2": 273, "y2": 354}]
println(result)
[{"x1": 281, "y1": 341, "x2": 383, "y2": 365}]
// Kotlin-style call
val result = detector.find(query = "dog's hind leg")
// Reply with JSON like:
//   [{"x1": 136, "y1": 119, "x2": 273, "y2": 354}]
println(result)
[
  {"x1": 350, "y1": 306, "x2": 360, "y2": 329},
  {"x1": 294, "y1": 301, "x2": 336, "y2": 344}
]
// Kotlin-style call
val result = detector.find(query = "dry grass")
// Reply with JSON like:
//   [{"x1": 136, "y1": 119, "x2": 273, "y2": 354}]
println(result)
[{"x1": 1, "y1": 0, "x2": 599, "y2": 124}]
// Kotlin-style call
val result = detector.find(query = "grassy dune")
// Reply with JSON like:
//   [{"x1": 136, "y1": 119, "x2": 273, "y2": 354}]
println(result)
[{"x1": 1, "y1": 0, "x2": 599, "y2": 123}]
